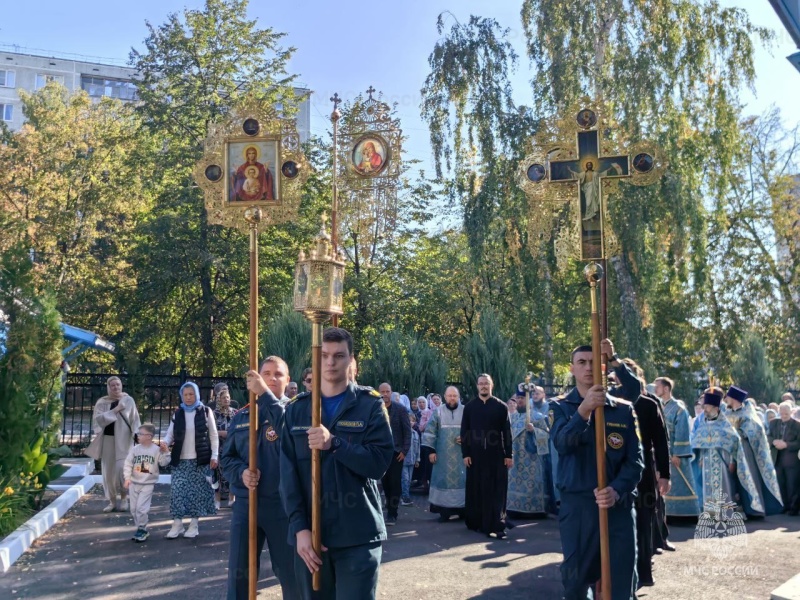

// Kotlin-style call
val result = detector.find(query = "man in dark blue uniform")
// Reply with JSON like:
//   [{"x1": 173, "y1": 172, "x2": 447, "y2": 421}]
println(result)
[
  {"x1": 550, "y1": 342, "x2": 644, "y2": 600},
  {"x1": 221, "y1": 356, "x2": 298, "y2": 599},
  {"x1": 280, "y1": 327, "x2": 394, "y2": 600}
]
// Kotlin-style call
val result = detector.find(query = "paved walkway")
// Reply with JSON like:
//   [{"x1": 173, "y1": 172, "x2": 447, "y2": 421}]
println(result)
[{"x1": 2, "y1": 485, "x2": 799, "y2": 599}]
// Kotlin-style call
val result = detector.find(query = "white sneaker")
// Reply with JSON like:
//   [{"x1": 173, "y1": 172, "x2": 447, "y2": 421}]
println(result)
[
  {"x1": 102, "y1": 503, "x2": 115, "y2": 513},
  {"x1": 214, "y1": 500, "x2": 221, "y2": 511},
  {"x1": 227, "y1": 497, "x2": 235, "y2": 508},
  {"x1": 117, "y1": 499, "x2": 129, "y2": 512},
  {"x1": 166, "y1": 519, "x2": 185, "y2": 539},
  {"x1": 183, "y1": 518, "x2": 199, "y2": 538}
]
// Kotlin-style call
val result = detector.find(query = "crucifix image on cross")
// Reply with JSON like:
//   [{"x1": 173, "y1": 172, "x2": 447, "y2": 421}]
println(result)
[{"x1": 549, "y1": 129, "x2": 630, "y2": 259}]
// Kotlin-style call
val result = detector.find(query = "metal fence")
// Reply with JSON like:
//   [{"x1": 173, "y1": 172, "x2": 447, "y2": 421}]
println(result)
[
  {"x1": 62, "y1": 373, "x2": 570, "y2": 450},
  {"x1": 61, "y1": 373, "x2": 249, "y2": 450}
]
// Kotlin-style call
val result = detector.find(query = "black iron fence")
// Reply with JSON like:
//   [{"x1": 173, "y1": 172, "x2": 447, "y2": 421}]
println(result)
[
  {"x1": 61, "y1": 373, "x2": 249, "y2": 450},
  {"x1": 61, "y1": 373, "x2": 576, "y2": 451}
]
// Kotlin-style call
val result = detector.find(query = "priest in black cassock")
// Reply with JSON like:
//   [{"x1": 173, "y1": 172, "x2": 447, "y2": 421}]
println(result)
[{"x1": 460, "y1": 373, "x2": 513, "y2": 539}]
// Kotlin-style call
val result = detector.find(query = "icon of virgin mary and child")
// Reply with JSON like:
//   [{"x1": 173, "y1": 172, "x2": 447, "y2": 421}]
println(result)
[{"x1": 230, "y1": 145, "x2": 275, "y2": 202}]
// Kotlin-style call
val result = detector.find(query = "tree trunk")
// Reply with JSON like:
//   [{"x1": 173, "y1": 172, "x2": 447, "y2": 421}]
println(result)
[
  {"x1": 609, "y1": 254, "x2": 647, "y2": 361},
  {"x1": 538, "y1": 250, "x2": 555, "y2": 379},
  {"x1": 198, "y1": 209, "x2": 215, "y2": 376}
]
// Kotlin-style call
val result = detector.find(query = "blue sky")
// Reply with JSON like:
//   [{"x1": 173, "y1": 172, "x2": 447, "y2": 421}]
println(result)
[{"x1": 2, "y1": 0, "x2": 799, "y2": 174}]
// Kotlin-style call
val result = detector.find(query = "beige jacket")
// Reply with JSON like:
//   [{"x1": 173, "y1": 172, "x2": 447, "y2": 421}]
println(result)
[{"x1": 91, "y1": 394, "x2": 141, "y2": 460}]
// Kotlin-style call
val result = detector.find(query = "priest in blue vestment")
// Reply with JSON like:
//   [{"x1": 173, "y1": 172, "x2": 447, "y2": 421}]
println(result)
[
  {"x1": 507, "y1": 384, "x2": 551, "y2": 516},
  {"x1": 691, "y1": 388, "x2": 762, "y2": 516},
  {"x1": 724, "y1": 385, "x2": 783, "y2": 516},
  {"x1": 422, "y1": 386, "x2": 467, "y2": 522},
  {"x1": 655, "y1": 377, "x2": 700, "y2": 516}
]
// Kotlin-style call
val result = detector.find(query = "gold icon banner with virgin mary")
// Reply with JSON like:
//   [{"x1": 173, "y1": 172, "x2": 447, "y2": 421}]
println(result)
[
  {"x1": 334, "y1": 88, "x2": 403, "y2": 252},
  {"x1": 227, "y1": 139, "x2": 280, "y2": 203},
  {"x1": 195, "y1": 98, "x2": 309, "y2": 232},
  {"x1": 517, "y1": 99, "x2": 665, "y2": 265},
  {"x1": 337, "y1": 88, "x2": 401, "y2": 187}
]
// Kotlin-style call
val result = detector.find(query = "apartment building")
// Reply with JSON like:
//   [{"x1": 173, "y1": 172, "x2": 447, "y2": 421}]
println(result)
[{"x1": 0, "y1": 48, "x2": 311, "y2": 140}]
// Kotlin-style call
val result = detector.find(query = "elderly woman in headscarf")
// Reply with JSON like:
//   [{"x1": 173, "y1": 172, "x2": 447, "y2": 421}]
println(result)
[
  {"x1": 162, "y1": 382, "x2": 219, "y2": 538},
  {"x1": 90, "y1": 376, "x2": 141, "y2": 513}
]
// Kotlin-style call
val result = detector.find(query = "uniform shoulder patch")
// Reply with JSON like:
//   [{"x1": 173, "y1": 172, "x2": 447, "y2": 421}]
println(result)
[
  {"x1": 356, "y1": 385, "x2": 380, "y2": 398},
  {"x1": 290, "y1": 391, "x2": 311, "y2": 403}
]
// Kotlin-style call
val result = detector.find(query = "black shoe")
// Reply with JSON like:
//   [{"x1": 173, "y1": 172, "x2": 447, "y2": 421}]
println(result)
[
  {"x1": 789, "y1": 509, "x2": 799, "y2": 516},
  {"x1": 437, "y1": 514, "x2": 450, "y2": 523},
  {"x1": 638, "y1": 579, "x2": 655, "y2": 588},
  {"x1": 385, "y1": 517, "x2": 397, "y2": 526},
  {"x1": 664, "y1": 542, "x2": 677, "y2": 551},
  {"x1": 488, "y1": 530, "x2": 507, "y2": 539}
]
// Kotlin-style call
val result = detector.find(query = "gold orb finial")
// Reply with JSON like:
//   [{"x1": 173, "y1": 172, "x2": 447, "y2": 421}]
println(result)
[
  {"x1": 583, "y1": 262, "x2": 604, "y2": 284},
  {"x1": 244, "y1": 206, "x2": 262, "y2": 224}
]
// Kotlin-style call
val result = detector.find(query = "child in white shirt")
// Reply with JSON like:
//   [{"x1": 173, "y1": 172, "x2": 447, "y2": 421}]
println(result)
[{"x1": 123, "y1": 423, "x2": 171, "y2": 542}]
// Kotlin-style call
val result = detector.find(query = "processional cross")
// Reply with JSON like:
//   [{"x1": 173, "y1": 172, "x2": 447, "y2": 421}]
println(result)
[
  {"x1": 523, "y1": 106, "x2": 657, "y2": 261},
  {"x1": 518, "y1": 104, "x2": 664, "y2": 600}
]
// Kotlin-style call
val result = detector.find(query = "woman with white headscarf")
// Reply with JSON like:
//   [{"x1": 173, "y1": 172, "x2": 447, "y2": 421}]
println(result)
[
  {"x1": 89, "y1": 376, "x2": 141, "y2": 512},
  {"x1": 162, "y1": 382, "x2": 219, "y2": 538}
]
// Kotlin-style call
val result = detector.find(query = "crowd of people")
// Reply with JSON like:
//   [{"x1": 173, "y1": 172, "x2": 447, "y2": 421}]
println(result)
[{"x1": 88, "y1": 330, "x2": 799, "y2": 599}]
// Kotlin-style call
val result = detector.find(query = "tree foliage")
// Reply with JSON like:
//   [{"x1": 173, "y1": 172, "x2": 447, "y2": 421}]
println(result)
[
  {"x1": 730, "y1": 332, "x2": 783, "y2": 404},
  {"x1": 460, "y1": 308, "x2": 525, "y2": 401},
  {"x1": 124, "y1": 0, "x2": 320, "y2": 375},
  {"x1": 0, "y1": 244, "x2": 63, "y2": 476},
  {"x1": 0, "y1": 83, "x2": 152, "y2": 341},
  {"x1": 359, "y1": 328, "x2": 448, "y2": 397},
  {"x1": 419, "y1": 2, "x2": 790, "y2": 389},
  {"x1": 262, "y1": 303, "x2": 311, "y2": 383}
]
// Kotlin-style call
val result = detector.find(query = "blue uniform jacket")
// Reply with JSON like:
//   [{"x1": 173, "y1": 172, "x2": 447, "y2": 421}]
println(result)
[
  {"x1": 221, "y1": 390, "x2": 285, "y2": 501},
  {"x1": 279, "y1": 383, "x2": 394, "y2": 549},
  {"x1": 550, "y1": 387, "x2": 644, "y2": 504}
]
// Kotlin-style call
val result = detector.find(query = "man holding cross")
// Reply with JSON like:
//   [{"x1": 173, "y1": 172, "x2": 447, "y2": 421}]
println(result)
[{"x1": 550, "y1": 342, "x2": 644, "y2": 600}]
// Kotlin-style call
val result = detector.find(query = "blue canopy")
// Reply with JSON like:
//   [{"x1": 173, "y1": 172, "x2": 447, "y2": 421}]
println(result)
[{"x1": 60, "y1": 323, "x2": 115, "y2": 361}]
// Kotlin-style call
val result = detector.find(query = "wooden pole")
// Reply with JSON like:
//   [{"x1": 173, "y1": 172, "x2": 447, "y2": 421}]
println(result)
[
  {"x1": 311, "y1": 321, "x2": 323, "y2": 591},
  {"x1": 600, "y1": 257, "x2": 609, "y2": 340},
  {"x1": 587, "y1": 265, "x2": 611, "y2": 600},
  {"x1": 247, "y1": 215, "x2": 260, "y2": 600},
  {"x1": 330, "y1": 94, "x2": 341, "y2": 328}
]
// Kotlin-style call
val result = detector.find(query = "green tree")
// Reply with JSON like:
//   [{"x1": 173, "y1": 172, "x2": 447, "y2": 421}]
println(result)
[
  {"x1": 262, "y1": 303, "x2": 311, "y2": 383},
  {"x1": 0, "y1": 244, "x2": 63, "y2": 476},
  {"x1": 709, "y1": 108, "x2": 800, "y2": 377},
  {"x1": 126, "y1": 0, "x2": 324, "y2": 374},
  {"x1": 421, "y1": 3, "x2": 771, "y2": 382},
  {"x1": 359, "y1": 328, "x2": 448, "y2": 396},
  {"x1": 460, "y1": 308, "x2": 525, "y2": 401},
  {"x1": 360, "y1": 329, "x2": 407, "y2": 390},
  {"x1": 730, "y1": 332, "x2": 783, "y2": 404},
  {"x1": 0, "y1": 83, "x2": 153, "y2": 352}
]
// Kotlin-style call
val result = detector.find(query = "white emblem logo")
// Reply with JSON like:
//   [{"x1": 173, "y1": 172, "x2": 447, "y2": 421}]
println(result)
[{"x1": 693, "y1": 491, "x2": 747, "y2": 559}]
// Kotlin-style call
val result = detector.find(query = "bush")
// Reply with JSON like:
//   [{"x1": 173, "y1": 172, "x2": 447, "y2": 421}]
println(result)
[
  {"x1": 360, "y1": 329, "x2": 448, "y2": 397},
  {"x1": 0, "y1": 244, "x2": 64, "y2": 480},
  {"x1": 0, "y1": 475, "x2": 35, "y2": 537},
  {"x1": 460, "y1": 308, "x2": 525, "y2": 401},
  {"x1": 731, "y1": 332, "x2": 784, "y2": 404}
]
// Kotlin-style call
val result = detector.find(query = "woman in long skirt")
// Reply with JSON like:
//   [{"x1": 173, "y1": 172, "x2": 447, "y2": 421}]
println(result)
[
  {"x1": 162, "y1": 382, "x2": 219, "y2": 538},
  {"x1": 90, "y1": 376, "x2": 140, "y2": 512}
]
